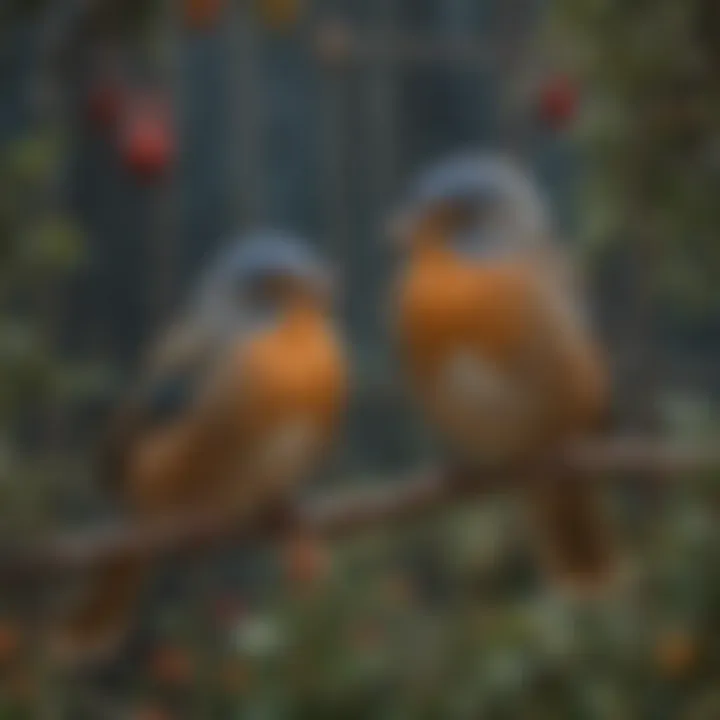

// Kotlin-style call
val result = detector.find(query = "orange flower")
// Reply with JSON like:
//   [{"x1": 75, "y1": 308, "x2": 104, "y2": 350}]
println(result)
[
  {"x1": 185, "y1": 0, "x2": 226, "y2": 30},
  {"x1": 213, "y1": 596, "x2": 247, "y2": 629},
  {"x1": 655, "y1": 630, "x2": 698, "y2": 678},
  {"x1": 5, "y1": 668, "x2": 33, "y2": 703},
  {"x1": 0, "y1": 621, "x2": 20, "y2": 665},
  {"x1": 282, "y1": 534, "x2": 331, "y2": 591},
  {"x1": 255, "y1": 0, "x2": 303, "y2": 31},
  {"x1": 350, "y1": 621, "x2": 383, "y2": 653},
  {"x1": 132, "y1": 704, "x2": 173, "y2": 720},
  {"x1": 149, "y1": 645, "x2": 196, "y2": 688},
  {"x1": 383, "y1": 574, "x2": 414, "y2": 606},
  {"x1": 220, "y1": 658, "x2": 251, "y2": 694}
]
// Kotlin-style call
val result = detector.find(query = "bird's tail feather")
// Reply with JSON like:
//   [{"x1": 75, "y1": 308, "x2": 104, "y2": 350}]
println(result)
[{"x1": 525, "y1": 466, "x2": 616, "y2": 596}]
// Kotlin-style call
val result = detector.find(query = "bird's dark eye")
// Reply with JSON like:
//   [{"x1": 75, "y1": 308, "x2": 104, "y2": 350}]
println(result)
[
  {"x1": 430, "y1": 199, "x2": 482, "y2": 235},
  {"x1": 241, "y1": 273, "x2": 296, "y2": 309}
]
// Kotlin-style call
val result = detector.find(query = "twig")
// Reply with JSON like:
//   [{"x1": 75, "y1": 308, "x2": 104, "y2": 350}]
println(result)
[{"x1": 1, "y1": 437, "x2": 719, "y2": 582}]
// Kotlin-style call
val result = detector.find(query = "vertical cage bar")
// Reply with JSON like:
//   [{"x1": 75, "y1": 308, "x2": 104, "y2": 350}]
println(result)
[
  {"x1": 149, "y1": 0, "x2": 183, "y2": 330},
  {"x1": 318, "y1": 27, "x2": 349, "y2": 267},
  {"x1": 366, "y1": 0, "x2": 396, "y2": 218},
  {"x1": 228, "y1": 0, "x2": 265, "y2": 229}
]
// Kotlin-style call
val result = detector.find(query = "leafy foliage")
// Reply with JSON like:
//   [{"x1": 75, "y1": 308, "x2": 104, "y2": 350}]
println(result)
[
  {"x1": 547, "y1": 0, "x2": 720, "y2": 316},
  {"x1": 0, "y1": 131, "x2": 85, "y2": 417},
  {"x1": 0, "y1": 2, "x2": 718, "y2": 718}
]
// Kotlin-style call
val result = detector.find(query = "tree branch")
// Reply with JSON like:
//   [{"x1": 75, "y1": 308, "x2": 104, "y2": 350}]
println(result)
[{"x1": 2, "y1": 437, "x2": 719, "y2": 582}]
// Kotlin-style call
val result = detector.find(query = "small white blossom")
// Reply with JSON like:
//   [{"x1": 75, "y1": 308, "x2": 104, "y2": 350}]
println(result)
[{"x1": 233, "y1": 616, "x2": 286, "y2": 658}]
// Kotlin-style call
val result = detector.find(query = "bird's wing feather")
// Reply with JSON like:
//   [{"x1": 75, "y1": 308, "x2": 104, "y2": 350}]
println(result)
[
  {"x1": 97, "y1": 319, "x2": 225, "y2": 495},
  {"x1": 522, "y1": 249, "x2": 607, "y2": 435}
]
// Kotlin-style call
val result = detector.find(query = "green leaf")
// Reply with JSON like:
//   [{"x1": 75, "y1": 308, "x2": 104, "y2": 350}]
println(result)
[
  {"x1": 18, "y1": 215, "x2": 85, "y2": 275},
  {"x1": 4, "y1": 132, "x2": 63, "y2": 189}
]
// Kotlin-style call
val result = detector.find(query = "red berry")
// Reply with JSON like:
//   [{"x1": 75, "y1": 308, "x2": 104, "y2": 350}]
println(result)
[
  {"x1": 0, "y1": 620, "x2": 20, "y2": 665},
  {"x1": 538, "y1": 75, "x2": 579, "y2": 129},
  {"x1": 256, "y1": 0, "x2": 303, "y2": 31},
  {"x1": 185, "y1": 0, "x2": 226, "y2": 30},
  {"x1": 655, "y1": 631, "x2": 698, "y2": 678},
  {"x1": 132, "y1": 705, "x2": 173, "y2": 720},
  {"x1": 120, "y1": 98, "x2": 175, "y2": 182},
  {"x1": 87, "y1": 78, "x2": 124, "y2": 131},
  {"x1": 220, "y1": 658, "x2": 251, "y2": 693},
  {"x1": 213, "y1": 595, "x2": 247, "y2": 628},
  {"x1": 282, "y1": 534, "x2": 331, "y2": 591},
  {"x1": 149, "y1": 644, "x2": 195, "y2": 687}
]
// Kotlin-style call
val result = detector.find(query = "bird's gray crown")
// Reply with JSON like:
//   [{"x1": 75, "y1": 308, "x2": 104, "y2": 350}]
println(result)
[
  {"x1": 191, "y1": 228, "x2": 332, "y2": 330},
  {"x1": 203, "y1": 229, "x2": 328, "y2": 289},
  {"x1": 403, "y1": 151, "x2": 550, "y2": 239}
]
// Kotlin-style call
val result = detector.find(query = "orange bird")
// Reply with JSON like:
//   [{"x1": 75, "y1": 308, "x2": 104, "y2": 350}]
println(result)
[
  {"x1": 51, "y1": 230, "x2": 347, "y2": 665},
  {"x1": 391, "y1": 153, "x2": 616, "y2": 595}
]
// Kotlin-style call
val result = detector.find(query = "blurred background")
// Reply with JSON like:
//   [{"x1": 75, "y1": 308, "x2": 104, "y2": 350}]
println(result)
[{"x1": 1, "y1": 0, "x2": 720, "y2": 717}]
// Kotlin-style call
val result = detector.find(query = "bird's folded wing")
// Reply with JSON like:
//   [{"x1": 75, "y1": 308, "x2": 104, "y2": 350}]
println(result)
[{"x1": 96, "y1": 319, "x2": 226, "y2": 495}]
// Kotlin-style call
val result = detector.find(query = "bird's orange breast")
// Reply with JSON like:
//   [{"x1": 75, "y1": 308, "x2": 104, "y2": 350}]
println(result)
[
  {"x1": 127, "y1": 308, "x2": 346, "y2": 514},
  {"x1": 240, "y1": 311, "x2": 345, "y2": 414},
  {"x1": 396, "y1": 246, "x2": 533, "y2": 378},
  {"x1": 394, "y1": 245, "x2": 607, "y2": 462},
  {"x1": 237, "y1": 307, "x2": 347, "y2": 438}
]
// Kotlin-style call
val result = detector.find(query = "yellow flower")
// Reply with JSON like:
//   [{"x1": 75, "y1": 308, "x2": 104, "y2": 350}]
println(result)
[
  {"x1": 655, "y1": 630, "x2": 697, "y2": 678},
  {"x1": 255, "y1": 0, "x2": 303, "y2": 31}
]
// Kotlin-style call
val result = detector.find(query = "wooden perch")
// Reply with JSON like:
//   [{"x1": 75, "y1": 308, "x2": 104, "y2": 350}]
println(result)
[{"x1": 1, "y1": 437, "x2": 719, "y2": 582}]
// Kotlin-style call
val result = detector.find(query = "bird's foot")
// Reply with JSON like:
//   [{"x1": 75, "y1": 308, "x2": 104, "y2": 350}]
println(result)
[{"x1": 259, "y1": 497, "x2": 303, "y2": 537}]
